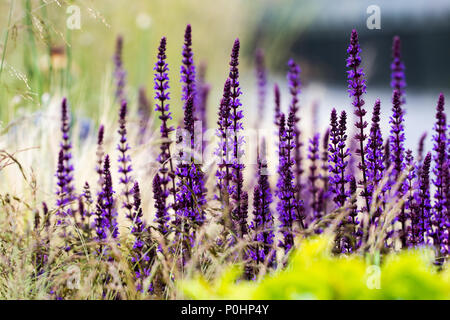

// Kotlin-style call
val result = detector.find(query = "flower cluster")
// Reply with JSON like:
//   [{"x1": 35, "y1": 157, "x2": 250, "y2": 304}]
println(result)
[{"x1": 43, "y1": 28, "x2": 450, "y2": 299}]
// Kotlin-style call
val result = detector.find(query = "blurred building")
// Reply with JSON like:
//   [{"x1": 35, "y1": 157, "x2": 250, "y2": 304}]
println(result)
[{"x1": 252, "y1": 0, "x2": 450, "y2": 89}]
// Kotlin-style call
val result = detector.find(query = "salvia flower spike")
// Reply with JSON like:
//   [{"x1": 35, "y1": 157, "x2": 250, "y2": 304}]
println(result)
[
  {"x1": 250, "y1": 138, "x2": 275, "y2": 270},
  {"x1": 346, "y1": 29, "x2": 370, "y2": 213},
  {"x1": 390, "y1": 89, "x2": 406, "y2": 182},
  {"x1": 153, "y1": 173, "x2": 170, "y2": 236},
  {"x1": 391, "y1": 36, "x2": 406, "y2": 105},
  {"x1": 328, "y1": 109, "x2": 351, "y2": 208},
  {"x1": 287, "y1": 59, "x2": 303, "y2": 206},
  {"x1": 130, "y1": 181, "x2": 154, "y2": 293},
  {"x1": 55, "y1": 97, "x2": 75, "y2": 230},
  {"x1": 117, "y1": 100, "x2": 134, "y2": 218},
  {"x1": 431, "y1": 93, "x2": 447, "y2": 256},
  {"x1": 154, "y1": 36, "x2": 177, "y2": 209},
  {"x1": 228, "y1": 38, "x2": 247, "y2": 240},
  {"x1": 181, "y1": 24, "x2": 196, "y2": 103},
  {"x1": 96, "y1": 124, "x2": 105, "y2": 190},
  {"x1": 308, "y1": 133, "x2": 321, "y2": 222},
  {"x1": 365, "y1": 99, "x2": 385, "y2": 222},
  {"x1": 215, "y1": 78, "x2": 233, "y2": 204},
  {"x1": 95, "y1": 154, "x2": 119, "y2": 242},
  {"x1": 417, "y1": 152, "x2": 432, "y2": 245},
  {"x1": 277, "y1": 111, "x2": 301, "y2": 253}
]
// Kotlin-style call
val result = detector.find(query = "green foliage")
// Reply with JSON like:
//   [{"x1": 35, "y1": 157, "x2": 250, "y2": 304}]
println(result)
[{"x1": 181, "y1": 235, "x2": 450, "y2": 300}]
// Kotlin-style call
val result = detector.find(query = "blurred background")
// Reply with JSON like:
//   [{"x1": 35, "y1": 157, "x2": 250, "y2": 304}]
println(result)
[{"x1": 0, "y1": 0, "x2": 449, "y2": 151}]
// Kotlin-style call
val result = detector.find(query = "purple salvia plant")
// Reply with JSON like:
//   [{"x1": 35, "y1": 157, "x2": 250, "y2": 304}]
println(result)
[
  {"x1": 391, "y1": 36, "x2": 406, "y2": 105},
  {"x1": 365, "y1": 99, "x2": 385, "y2": 223},
  {"x1": 113, "y1": 35, "x2": 126, "y2": 103},
  {"x1": 228, "y1": 38, "x2": 247, "y2": 239},
  {"x1": 249, "y1": 139, "x2": 275, "y2": 270},
  {"x1": 417, "y1": 132, "x2": 427, "y2": 165},
  {"x1": 416, "y1": 152, "x2": 432, "y2": 246},
  {"x1": 431, "y1": 93, "x2": 447, "y2": 257},
  {"x1": 390, "y1": 89, "x2": 408, "y2": 245},
  {"x1": 117, "y1": 100, "x2": 134, "y2": 219},
  {"x1": 277, "y1": 111, "x2": 302, "y2": 253},
  {"x1": 130, "y1": 181, "x2": 154, "y2": 293},
  {"x1": 95, "y1": 155, "x2": 119, "y2": 242},
  {"x1": 319, "y1": 128, "x2": 330, "y2": 217},
  {"x1": 153, "y1": 174, "x2": 170, "y2": 236},
  {"x1": 416, "y1": 132, "x2": 427, "y2": 176},
  {"x1": 80, "y1": 182, "x2": 93, "y2": 235},
  {"x1": 181, "y1": 24, "x2": 196, "y2": 103},
  {"x1": 346, "y1": 29, "x2": 370, "y2": 213},
  {"x1": 308, "y1": 133, "x2": 321, "y2": 222},
  {"x1": 55, "y1": 149, "x2": 68, "y2": 226},
  {"x1": 215, "y1": 79, "x2": 233, "y2": 205},
  {"x1": 60, "y1": 97, "x2": 75, "y2": 200},
  {"x1": 404, "y1": 150, "x2": 419, "y2": 247},
  {"x1": 347, "y1": 176, "x2": 361, "y2": 252},
  {"x1": 383, "y1": 138, "x2": 391, "y2": 172},
  {"x1": 154, "y1": 37, "x2": 177, "y2": 209},
  {"x1": 390, "y1": 90, "x2": 406, "y2": 181},
  {"x1": 55, "y1": 98, "x2": 75, "y2": 237},
  {"x1": 328, "y1": 109, "x2": 351, "y2": 208},
  {"x1": 287, "y1": 59, "x2": 303, "y2": 209},
  {"x1": 175, "y1": 96, "x2": 207, "y2": 251}
]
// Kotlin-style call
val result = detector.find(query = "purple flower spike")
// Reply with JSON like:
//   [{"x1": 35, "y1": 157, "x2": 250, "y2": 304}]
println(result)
[
  {"x1": 228, "y1": 38, "x2": 247, "y2": 240},
  {"x1": 95, "y1": 155, "x2": 119, "y2": 242},
  {"x1": 113, "y1": 35, "x2": 126, "y2": 103},
  {"x1": 404, "y1": 150, "x2": 418, "y2": 247},
  {"x1": 175, "y1": 96, "x2": 207, "y2": 253},
  {"x1": 365, "y1": 99, "x2": 385, "y2": 221},
  {"x1": 117, "y1": 101, "x2": 134, "y2": 219},
  {"x1": 287, "y1": 59, "x2": 303, "y2": 206},
  {"x1": 215, "y1": 78, "x2": 233, "y2": 204},
  {"x1": 346, "y1": 29, "x2": 370, "y2": 213},
  {"x1": 431, "y1": 94, "x2": 447, "y2": 257},
  {"x1": 328, "y1": 109, "x2": 351, "y2": 208},
  {"x1": 96, "y1": 125, "x2": 105, "y2": 189},
  {"x1": 55, "y1": 98, "x2": 75, "y2": 227},
  {"x1": 55, "y1": 149, "x2": 69, "y2": 225},
  {"x1": 130, "y1": 181, "x2": 154, "y2": 293},
  {"x1": 391, "y1": 36, "x2": 406, "y2": 105},
  {"x1": 181, "y1": 24, "x2": 196, "y2": 103},
  {"x1": 277, "y1": 111, "x2": 303, "y2": 253},
  {"x1": 417, "y1": 153, "x2": 432, "y2": 246},
  {"x1": 390, "y1": 90, "x2": 406, "y2": 181},
  {"x1": 154, "y1": 36, "x2": 177, "y2": 209},
  {"x1": 153, "y1": 174, "x2": 170, "y2": 236},
  {"x1": 319, "y1": 128, "x2": 330, "y2": 216},
  {"x1": 308, "y1": 133, "x2": 320, "y2": 222},
  {"x1": 250, "y1": 139, "x2": 275, "y2": 269}
]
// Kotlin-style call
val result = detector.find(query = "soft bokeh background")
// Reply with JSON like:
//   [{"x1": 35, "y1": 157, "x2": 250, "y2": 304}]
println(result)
[{"x1": 0, "y1": 0, "x2": 449, "y2": 155}]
